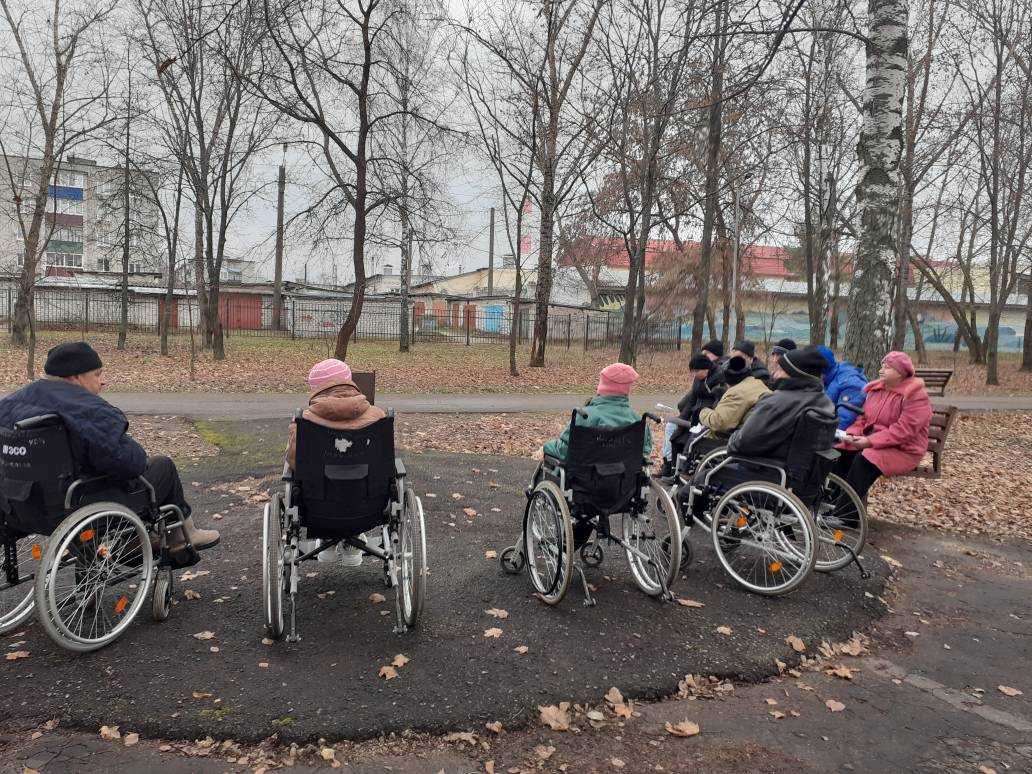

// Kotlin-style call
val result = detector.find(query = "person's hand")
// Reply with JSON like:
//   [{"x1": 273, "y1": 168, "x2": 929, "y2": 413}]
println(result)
[{"x1": 850, "y1": 436, "x2": 872, "y2": 449}]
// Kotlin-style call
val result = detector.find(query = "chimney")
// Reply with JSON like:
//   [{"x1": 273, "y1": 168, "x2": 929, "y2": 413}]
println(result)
[{"x1": 383, "y1": 263, "x2": 393, "y2": 275}]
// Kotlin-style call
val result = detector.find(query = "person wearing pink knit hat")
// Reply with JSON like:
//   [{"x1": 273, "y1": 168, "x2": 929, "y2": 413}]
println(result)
[
  {"x1": 835, "y1": 350, "x2": 931, "y2": 505},
  {"x1": 540, "y1": 362, "x2": 652, "y2": 461}
]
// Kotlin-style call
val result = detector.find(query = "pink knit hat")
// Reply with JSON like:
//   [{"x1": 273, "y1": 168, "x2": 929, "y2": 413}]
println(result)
[
  {"x1": 308, "y1": 358, "x2": 352, "y2": 392},
  {"x1": 881, "y1": 351, "x2": 915, "y2": 379},
  {"x1": 597, "y1": 362, "x2": 640, "y2": 397}
]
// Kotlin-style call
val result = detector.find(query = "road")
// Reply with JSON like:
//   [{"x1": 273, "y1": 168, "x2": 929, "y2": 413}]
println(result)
[{"x1": 64, "y1": 391, "x2": 1032, "y2": 420}]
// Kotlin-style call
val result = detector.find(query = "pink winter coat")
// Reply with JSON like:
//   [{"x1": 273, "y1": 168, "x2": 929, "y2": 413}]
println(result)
[{"x1": 839, "y1": 376, "x2": 932, "y2": 477}]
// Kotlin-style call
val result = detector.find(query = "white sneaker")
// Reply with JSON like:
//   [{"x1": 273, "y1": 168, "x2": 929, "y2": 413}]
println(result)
[
  {"x1": 338, "y1": 543, "x2": 363, "y2": 568},
  {"x1": 317, "y1": 541, "x2": 338, "y2": 563}
]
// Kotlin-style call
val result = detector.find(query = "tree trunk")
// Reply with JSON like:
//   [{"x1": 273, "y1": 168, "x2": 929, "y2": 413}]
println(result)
[
  {"x1": 160, "y1": 174, "x2": 184, "y2": 357},
  {"x1": 844, "y1": 0, "x2": 909, "y2": 377},
  {"x1": 907, "y1": 305, "x2": 926, "y2": 363},
  {"x1": 530, "y1": 173, "x2": 556, "y2": 368},
  {"x1": 335, "y1": 148, "x2": 369, "y2": 360},
  {"x1": 691, "y1": 2, "x2": 725, "y2": 353},
  {"x1": 398, "y1": 211, "x2": 413, "y2": 353},
  {"x1": 509, "y1": 217, "x2": 523, "y2": 378},
  {"x1": 1021, "y1": 288, "x2": 1032, "y2": 371},
  {"x1": 193, "y1": 205, "x2": 210, "y2": 348},
  {"x1": 985, "y1": 309, "x2": 1001, "y2": 385}
]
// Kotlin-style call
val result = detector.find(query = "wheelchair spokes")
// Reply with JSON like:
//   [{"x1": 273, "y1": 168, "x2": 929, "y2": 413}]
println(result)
[
  {"x1": 522, "y1": 482, "x2": 573, "y2": 605},
  {"x1": 623, "y1": 480, "x2": 680, "y2": 598},
  {"x1": 812, "y1": 473, "x2": 868, "y2": 573},
  {"x1": 0, "y1": 535, "x2": 41, "y2": 634}
]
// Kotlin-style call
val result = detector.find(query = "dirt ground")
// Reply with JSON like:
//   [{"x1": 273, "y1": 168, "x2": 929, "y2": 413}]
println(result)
[{"x1": 3, "y1": 331, "x2": 1030, "y2": 396}]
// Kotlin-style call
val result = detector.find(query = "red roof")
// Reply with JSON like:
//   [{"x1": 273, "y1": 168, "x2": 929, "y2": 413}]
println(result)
[{"x1": 560, "y1": 237, "x2": 794, "y2": 278}]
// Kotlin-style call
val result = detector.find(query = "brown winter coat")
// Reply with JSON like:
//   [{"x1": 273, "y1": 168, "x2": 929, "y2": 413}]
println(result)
[{"x1": 285, "y1": 379, "x2": 386, "y2": 470}]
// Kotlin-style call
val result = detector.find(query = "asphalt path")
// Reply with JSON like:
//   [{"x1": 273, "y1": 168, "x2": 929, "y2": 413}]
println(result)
[
  {"x1": 26, "y1": 391, "x2": 1032, "y2": 421},
  {"x1": 1, "y1": 421, "x2": 889, "y2": 744}
]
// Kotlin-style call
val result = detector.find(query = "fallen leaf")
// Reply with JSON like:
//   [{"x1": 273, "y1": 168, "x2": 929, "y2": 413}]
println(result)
[
  {"x1": 535, "y1": 745, "x2": 556, "y2": 761},
  {"x1": 379, "y1": 665, "x2": 398, "y2": 680},
  {"x1": 191, "y1": 692, "x2": 213, "y2": 699},
  {"x1": 123, "y1": 733, "x2": 139, "y2": 747},
  {"x1": 261, "y1": 638, "x2": 274, "y2": 646},
  {"x1": 825, "y1": 699, "x2": 846, "y2": 713},
  {"x1": 369, "y1": 592, "x2": 386, "y2": 604},
  {"x1": 881, "y1": 554, "x2": 903, "y2": 569},
  {"x1": 774, "y1": 659, "x2": 786, "y2": 674},
  {"x1": 613, "y1": 703, "x2": 633, "y2": 719},
  {"x1": 391, "y1": 654, "x2": 410, "y2": 668},
  {"x1": 676, "y1": 598, "x2": 704, "y2": 608},
  {"x1": 979, "y1": 767, "x2": 998, "y2": 774},
  {"x1": 451, "y1": 493, "x2": 463, "y2": 500},
  {"x1": 257, "y1": 662, "x2": 269, "y2": 668},
  {"x1": 611, "y1": 758, "x2": 625, "y2": 769},
  {"x1": 443, "y1": 731, "x2": 477, "y2": 744},
  {"x1": 664, "y1": 719, "x2": 700, "y2": 738},
  {"x1": 463, "y1": 507, "x2": 478, "y2": 518},
  {"x1": 99, "y1": 725, "x2": 121, "y2": 741},
  {"x1": 998, "y1": 685, "x2": 1023, "y2": 697},
  {"x1": 513, "y1": 645, "x2": 529, "y2": 654},
  {"x1": 905, "y1": 631, "x2": 920, "y2": 638},
  {"x1": 485, "y1": 721, "x2": 503, "y2": 734},
  {"x1": 586, "y1": 709, "x2": 605, "y2": 722},
  {"x1": 5, "y1": 650, "x2": 29, "y2": 661},
  {"x1": 191, "y1": 631, "x2": 215, "y2": 641},
  {"x1": 183, "y1": 589, "x2": 201, "y2": 601},
  {"x1": 765, "y1": 698, "x2": 779, "y2": 706},
  {"x1": 179, "y1": 570, "x2": 210, "y2": 582},
  {"x1": 484, "y1": 627, "x2": 503, "y2": 638},
  {"x1": 484, "y1": 550, "x2": 497, "y2": 559},
  {"x1": 538, "y1": 703, "x2": 571, "y2": 731},
  {"x1": 485, "y1": 608, "x2": 509, "y2": 619},
  {"x1": 604, "y1": 686, "x2": 624, "y2": 706},
  {"x1": 485, "y1": 761, "x2": 495, "y2": 774},
  {"x1": 716, "y1": 625, "x2": 732, "y2": 636},
  {"x1": 786, "y1": 635, "x2": 806, "y2": 653},
  {"x1": 769, "y1": 711, "x2": 786, "y2": 720},
  {"x1": 320, "y1": 747, "x2": 336, "y2": 761},
  {"x1": 826, "y1": 665, "x2": 857, "y2": 680}
]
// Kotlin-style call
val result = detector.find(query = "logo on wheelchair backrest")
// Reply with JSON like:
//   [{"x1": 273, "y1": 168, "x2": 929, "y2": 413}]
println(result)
[
  {"x1": 596, "y1": 434, "x2": 634, "y2": 448},
  {"x1": 2, "y1": 444, "x2": 27, "y2": 457},
  {"x1": 334, "y1": 438, "x2": 353, "y2": 453}
]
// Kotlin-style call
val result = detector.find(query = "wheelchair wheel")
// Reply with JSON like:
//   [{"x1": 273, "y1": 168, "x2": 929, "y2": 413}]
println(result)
[
  {"x1": 690, "y1": 447, "x2": 729, "y2": 532},
  {"x1": 35, "y1": 503, "x2": 154, "y2": 652},
  {"x1": 262, "y1": 497, "x2": 285, "y2": 640},
  {"x1": 812, "y1": 474, "x2": 868, "y2": 573},
  {"x1": 523, "y1": 481, "x2": 573, "y2": 605},
  {"x1": 623, "y1": 479, "x2": 681, "y2": 596},
  {"x1": 500, "y1": 545, "x2": 525, "y2": 574},
  {"x1": 1, "y1": 534, "x2": 42, "y2": 635},
  {"x1": 151, "y1": 573, "x2": 172, "y2": 622},
  {"x1": 397, "y1": 485, "x2": 427, "y2": 629},
  {"x1": 710, "y1": 483, "x2": 816, "y2": 596}
]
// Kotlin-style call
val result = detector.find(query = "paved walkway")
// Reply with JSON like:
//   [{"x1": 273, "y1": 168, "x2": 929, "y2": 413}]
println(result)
[{"x1": 72, "y1": 391, "x2": 1032, "y2": 420}]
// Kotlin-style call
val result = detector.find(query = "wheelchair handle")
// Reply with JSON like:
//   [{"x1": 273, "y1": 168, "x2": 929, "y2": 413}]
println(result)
[{"x1": 643, "y1": 412, "x2": 662, "y2": 424}]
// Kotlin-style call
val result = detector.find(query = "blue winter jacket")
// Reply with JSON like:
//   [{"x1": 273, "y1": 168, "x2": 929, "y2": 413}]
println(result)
[
  {"x1": 817, "y1": 346, "x2": 869, "y2": 430},
  {"x1": 0, "y1": 379, "x2": 147, "y2": 479}
]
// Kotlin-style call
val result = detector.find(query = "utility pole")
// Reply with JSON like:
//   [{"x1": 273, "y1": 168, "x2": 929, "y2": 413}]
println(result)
[
  {"x1": 273, "y1": 143, "x2": 286, "y2": 329},
  {"x1": 487, "y1": 206, "x2": 495, "y2": 296},
  {"x1": 731, "y1": 171, "x2": 752, "y2": 343},
  {"x1": 117, "y1": 47, "x2": 132, "y2": 351}
]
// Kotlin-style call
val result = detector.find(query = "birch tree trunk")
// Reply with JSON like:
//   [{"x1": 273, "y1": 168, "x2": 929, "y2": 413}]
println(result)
[{"x1": 844, "y1": 0, "x2": 909, "y2": 377}]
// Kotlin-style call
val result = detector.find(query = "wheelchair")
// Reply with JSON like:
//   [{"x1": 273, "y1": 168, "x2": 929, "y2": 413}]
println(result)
[
  {"x1": 500, "y1": 410, "x2": 681, "y2": 606},
  {"x1": 262, "y1": 411, "x2": 426, "y2": 642},
  {"x1": 0, "y1": 414, "x2": 196, "y2": 652},
  {"x1": 668, "y1": 407, "x2": 870, "y2": 595}
]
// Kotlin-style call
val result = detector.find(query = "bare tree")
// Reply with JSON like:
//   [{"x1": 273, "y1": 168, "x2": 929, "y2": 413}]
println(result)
[{"x1": 0, "y1": 0, "x2": 117, "y2": 376}]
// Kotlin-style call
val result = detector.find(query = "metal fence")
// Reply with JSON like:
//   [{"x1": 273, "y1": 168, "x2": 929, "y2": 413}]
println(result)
[{"x1": 1, "y1": 287, "x2": 693, "y2": 352}]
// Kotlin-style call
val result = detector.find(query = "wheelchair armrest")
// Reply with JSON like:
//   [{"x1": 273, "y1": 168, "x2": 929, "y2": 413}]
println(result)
[
  {"x1": 282, "y1": 461, "x2": 294, "y2": 482},
  {"x1": 726, "y1": 455, "x2": 787, "y2": 472},
  {"x1": 65, "y1": 473, "x2": 156, "y2": 510},
  {"x1": 815, "y1": 448, "x2": 840, "y2": 461},
  {"x1": 668, "y1": 417, "x2": 694, "y2": 429},
  {"x1": 643, "y1": 412, "x2": 661, "y2": 424},
  {"x1": 543, "y1": 454, "x2": 563, "y2": 467},
  {"x1": 394, "y1": 457, "x2": 406, "y2": 479},
  {"x1": 13, "y1": 413, "x2": 61, "y2": 430}
]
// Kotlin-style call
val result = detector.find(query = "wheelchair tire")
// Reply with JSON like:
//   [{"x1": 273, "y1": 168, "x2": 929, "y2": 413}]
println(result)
[
  {"x1": 523, "y1": 481, "x2": 573, "y2": 605},
  {"x1": 0, "y1": 534, "x2": 42, "y2": 635},
  {"x1": 689, "y1": 447, "x2": 730, "y2": 532},
  {"x1": 813, "y1": 474, "x2": 868, "y2": 573},
  {"x1": 710, "y1": 482, "x2": 816, "y2": 596},
  {"x1": 397, "y1": 485, "x2": 427, "y2": 629},
  {"x1": 262, "y1": 497, "x2": 285, "y2": 640},
  {"x1": 624, "y1": 479, "x2": 681, "y2": 597},
  {"x1": 500, "y1": 545, "x2": 525, "y2": 574},
  {"x1": 579, "y1": 540, "x2": 604, "y2": 568},
  {"x1": 34, "y1": 502, "x2": 154, "y2": 652},
  {"x1": 152, "y1": 573, "x2": 172, "y2": 622}
]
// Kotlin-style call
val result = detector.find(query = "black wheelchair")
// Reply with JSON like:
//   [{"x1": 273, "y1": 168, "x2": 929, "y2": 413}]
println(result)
[
  {"x1": 262, "y1": 411, "x2": 427, "y2": 642},
  {"x1": 0, "y1": 414, "x2": 196, "y2": 651},
  {"x1": 500, "y1": 410, "x2": 681, "y2": 606},
  {"x1": 670, "y1": 406, "x2": 867, "y2": 595}
]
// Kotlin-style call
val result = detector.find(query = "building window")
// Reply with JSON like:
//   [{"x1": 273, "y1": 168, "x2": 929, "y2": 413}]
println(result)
[
  {"x1": 51, "y1": 226, "x2": 84, "y2": 243},
  {"x1": 55, "y1": 171, "x2": 86, "y2": 188},
  {"x1": 46, "y1": 251, "x2": 83, "y2": 268},
  {"x1": 96, "y1": 257, "x2": 111, "y2": 272},
  {"x1": 48, "y1": 197, "x2": 84, "y2": 215},
  {"x1": 129, "y1": 261, "x2": 145, "y2": 274}
]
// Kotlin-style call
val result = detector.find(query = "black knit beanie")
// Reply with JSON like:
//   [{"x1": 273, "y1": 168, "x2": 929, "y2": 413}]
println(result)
[
  {"x1": 689, "y1": 353, "x2": 713, "y2": 371},
  {"x1": 780, "y1": 346, "x2": 827, "y2": 381},
  {"x1": 702, "y1": 339, "x2": 724, "y2": 359},
  {"x1": 724, "y1": 355, "x2": 750, "y2": 386},
  {"x1": 44, "y1": 341, "x2": 103, "y2": 377}
]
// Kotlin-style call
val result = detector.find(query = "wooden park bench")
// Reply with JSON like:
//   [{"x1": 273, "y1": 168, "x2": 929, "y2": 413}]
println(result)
[
  {"x1": 907, "y1": 404, "x2": 959, "y2": 478},
  {"x1": 915, "y1": 368, "x2": 953, "y2": 396}
]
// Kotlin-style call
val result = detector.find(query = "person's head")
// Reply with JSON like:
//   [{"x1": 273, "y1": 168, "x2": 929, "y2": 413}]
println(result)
[
  {"x1": 44, "y1": 342, "x2": 106, "y2": 395},
  {"x1": 776, "y1": 346, "x2": 828, "y2": 384},
  {"x1": 771, "y1": 338, "x2": 797, "y2": 368},
  {"x1": 597, "y1": 362, "x2": 639, "y2": 397},
  {"x1": 815, "y1": 345, "x2": 836, "y2": 383},
  {"x1": 307, "y1": 358, "x2": 353, "y2": 395},
  {"x1": 879, "y1": 351, "x2": 915, "y2": 386},
  {"x1": 723, "y1": 355, "x2": 750, "y2": 387},
  {"x1": 731, "y1": 339, "x2": 756, "y2": 361},
  {"x1": 701, "y1": 339, "x2": 724, "y2": 361},
  {"x1": 688, "y1": 353, "x2": 714, "y2": 380}
]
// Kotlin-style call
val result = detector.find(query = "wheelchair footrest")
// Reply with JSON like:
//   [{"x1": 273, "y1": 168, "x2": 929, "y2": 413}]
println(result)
[{"x1": 163, "y1": 543, "x2": 201, "y2": 570}]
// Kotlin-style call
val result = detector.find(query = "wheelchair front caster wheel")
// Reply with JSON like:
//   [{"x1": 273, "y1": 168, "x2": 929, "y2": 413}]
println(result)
[
  {"x1": 580, "y1": 542, "x2": 604, "y2": 567},
  {"x1": 152, "y1": 574, "x2": 172, "y2": 622},
  {"x1": 500, "y1": 545, "x2": 525, "y2": 574}
]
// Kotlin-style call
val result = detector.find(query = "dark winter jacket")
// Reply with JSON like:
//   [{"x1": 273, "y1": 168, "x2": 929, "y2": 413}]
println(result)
[
  {"x1": 0, "y1": 379, "x2": 147, "y2": 479},
  {"x1": 727, "y1": 377, "x2": 835, "y2": 463},
  {"x1": 748, "y1": 357, "x2": 771, "y2": 387},
  {"x1": 672, "y1": 368, "x2": 727, "y2": 446},
  {"x1": 817, "y1": 347, "x2": 869, "y2": 430}
]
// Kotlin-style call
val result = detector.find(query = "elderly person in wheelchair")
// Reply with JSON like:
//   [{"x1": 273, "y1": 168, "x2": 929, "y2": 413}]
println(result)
[
  {"x1": 0, "y1": 342, "x2": 219, "y2": 651},
  {"x1": 502, "y1": 364, "x2": 681, "y2": 607},
  {"x1": 679, "y1": 346, "x2": 863, "y2": 595}
]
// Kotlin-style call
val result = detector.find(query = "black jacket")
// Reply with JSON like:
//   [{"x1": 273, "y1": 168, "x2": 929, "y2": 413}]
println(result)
[
  {"x1": 0, "y1": 379, "x2": 147, "y2": 479},
  {"x1": 748, "y1": 357, "x2": 771, "y2": 386},
  {"x1": 727, "y1": 377, "x2": 834, "y2": 463},
  {"x1": 672, "y1": 369, "x2": 727, "y2": 445}
]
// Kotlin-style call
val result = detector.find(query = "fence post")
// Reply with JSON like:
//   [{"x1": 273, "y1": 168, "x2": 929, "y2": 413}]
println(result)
[
  {"x1": 676, "y1": 317, "x2": 682, "y2": 351},
  {"x1": 6, "y1": 287, "x2": 11, "y2": 332},
  {"x1": 84, "y1": 291, "x2": 90, "y2": 337},
  {"x1": 291, "y1": 299, "x2": 296, "y2": 339},
  {"x1": 583, "y1": 316, "x2": 589, "y2": 351},
  {"x1": 465, "y1": 306, "x2": 471, "y2": 346}
]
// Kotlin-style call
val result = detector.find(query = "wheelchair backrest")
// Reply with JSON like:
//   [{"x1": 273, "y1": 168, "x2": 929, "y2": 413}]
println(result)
[
  {"x1": 293, "y1": 414, "x2": 395, "y2": 535},
  {"x1": 785, "y1": 406, "x2": 838, "y2": 502},
  {"x1": 565, "y1": 414, "x2": 646, "y2": 514},
  {"x1": 0, "y1": 415, "x2": 76, "y2": 534}
]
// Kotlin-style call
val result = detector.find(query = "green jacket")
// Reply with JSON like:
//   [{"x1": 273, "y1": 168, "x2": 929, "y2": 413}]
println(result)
[
  {"x1": 543, "y1": 395, "x2": 653, "y2": 460},
  {"x1": 698, "y1": 376, "x2": 772, "y2": 436}
]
